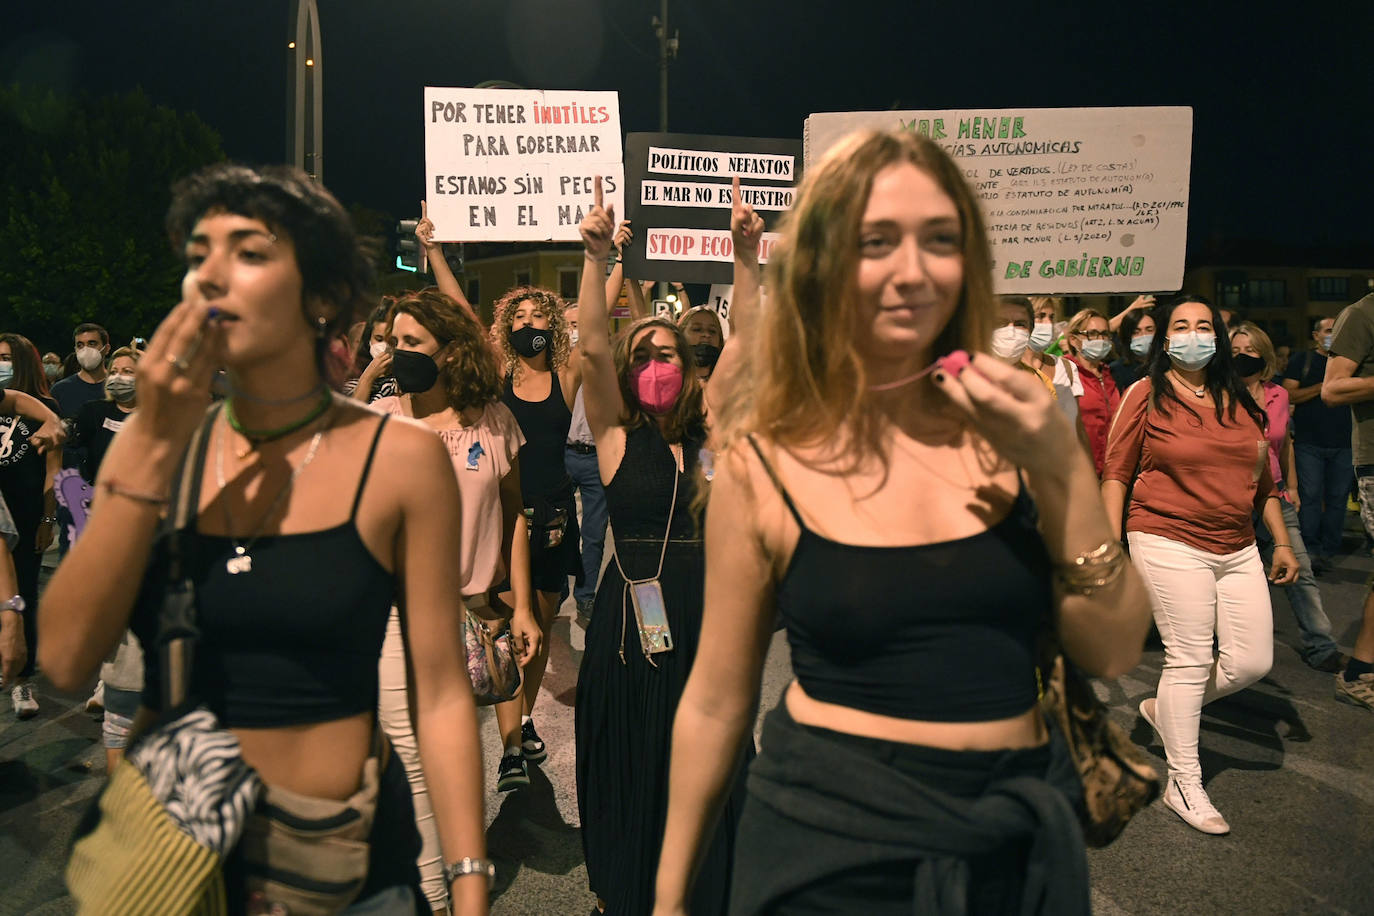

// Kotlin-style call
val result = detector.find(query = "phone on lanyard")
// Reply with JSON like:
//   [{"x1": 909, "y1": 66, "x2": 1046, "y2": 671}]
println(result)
[{"x1": 630, "y1": 580, "x2": 674, "y2": 654}]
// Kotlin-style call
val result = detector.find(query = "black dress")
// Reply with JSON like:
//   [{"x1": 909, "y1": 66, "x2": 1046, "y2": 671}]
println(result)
[{"x1": 575, "y1": 423, "x2": 751, "y2": 915}]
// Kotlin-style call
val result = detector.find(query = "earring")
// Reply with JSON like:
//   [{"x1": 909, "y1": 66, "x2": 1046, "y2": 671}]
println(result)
[{"x1": 315, "y1": 315, "x2": 329, "y2": 338}]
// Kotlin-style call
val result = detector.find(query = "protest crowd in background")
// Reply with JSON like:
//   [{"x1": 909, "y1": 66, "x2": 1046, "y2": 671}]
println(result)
[{"x1": 1, "y1": 113, "x2": 1372, "y2": 916}]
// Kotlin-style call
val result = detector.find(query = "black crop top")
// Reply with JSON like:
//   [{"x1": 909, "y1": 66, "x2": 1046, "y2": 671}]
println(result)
[
  {"x1": 132, "y1": 417, "x2": 395, "y2": 728},
  {"x1": 750, "y1": 439, "x2": 1052, "y2": 722}
]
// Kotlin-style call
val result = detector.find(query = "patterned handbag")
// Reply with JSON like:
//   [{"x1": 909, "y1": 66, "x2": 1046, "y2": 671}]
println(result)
[
  {"x1": 464, "y1": 593, "x2": 522, "y2": 706},
  {"x1": 1039, "y1": 651, "x2": 1161, "y2": 847}
]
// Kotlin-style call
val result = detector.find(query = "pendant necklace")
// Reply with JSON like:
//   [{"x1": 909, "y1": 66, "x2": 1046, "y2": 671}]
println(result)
[
  {"x1": 215, "y1": 411, "x2": 328, "y2": 574},
  {"x1": 1170, "y1": 370, "x2": 1206, "y2": 398}
]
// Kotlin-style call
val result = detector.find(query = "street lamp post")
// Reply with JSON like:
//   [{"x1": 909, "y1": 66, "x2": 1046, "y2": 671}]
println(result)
[{"x1": 286, "y1": 0, "x2": 323, "y2": 182}]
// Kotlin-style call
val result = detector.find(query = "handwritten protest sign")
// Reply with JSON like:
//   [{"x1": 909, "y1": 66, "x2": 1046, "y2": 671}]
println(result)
[
  {"x1": 424, "y1": 87, "x2": 624, "y2": 241},
  {"x1": 804, "y1": 107, "x2": 1192, "y2": 293},
  {"x1": 623, "y1": 133, "x2": 802, "y2": 284}
]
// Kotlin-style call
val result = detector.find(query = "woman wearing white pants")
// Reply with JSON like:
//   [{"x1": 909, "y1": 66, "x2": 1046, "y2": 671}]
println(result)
[{"x1": 1103, "y1": 295, "x2": 1298, "y2": 835}]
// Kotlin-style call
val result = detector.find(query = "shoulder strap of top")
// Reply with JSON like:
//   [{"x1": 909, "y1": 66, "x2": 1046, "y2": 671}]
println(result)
[
  {"x1": 745, "y1": 434, "x2": 806, "y2": 529},
  {"x1": 351, "y1": 415, "x2": 390, "y2": 521}
]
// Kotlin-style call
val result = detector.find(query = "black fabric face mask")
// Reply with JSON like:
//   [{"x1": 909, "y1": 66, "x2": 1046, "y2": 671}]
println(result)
[
  {"x1": 692, "y1": 343, "x2": 722, "y2": 369},
  {"x1": 1232, "y1": 353, "x2": 1267, "y2": 378},
  {"x1": 510, "y1": 326, "x2": 552, "y2": 358},
  {"x1": 391, "y1": 348, "x2": 440, "y2": 393}
]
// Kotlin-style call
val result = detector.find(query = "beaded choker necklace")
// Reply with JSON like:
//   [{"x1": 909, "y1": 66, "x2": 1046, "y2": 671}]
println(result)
[{"x1": 225, "y1": 388, "x2": 333, "y2": 456}]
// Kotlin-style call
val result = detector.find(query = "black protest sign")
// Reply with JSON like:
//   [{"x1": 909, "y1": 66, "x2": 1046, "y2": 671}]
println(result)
[{"x1": 623, "y1": 133, "x2": 802, "y2": 285}]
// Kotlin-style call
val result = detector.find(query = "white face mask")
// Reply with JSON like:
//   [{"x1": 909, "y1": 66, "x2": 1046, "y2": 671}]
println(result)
[
  {"x1": 569, "y1": 328, "x2": 580, "y2": 346},
  {"x1": 1028, "y1": 322, "x2": 1054, "y2": 352},
  {"x1": 991, "y1": 325, "x2": 1031, "y2": 361},
  {"x1": 368, "y1": 340, "x2": 388, "y2": 360},
  {"x1": 76, "y1": 347, "x2": 104, "y2": 371}
]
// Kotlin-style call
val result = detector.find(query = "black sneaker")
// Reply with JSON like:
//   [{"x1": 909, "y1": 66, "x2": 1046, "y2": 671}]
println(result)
[
  {"x1": 497, "y1": 752, "x2": 529, "y2": 792},
  {"x1": 521, "y1": 719, "x2": 547, "y2": 763}
]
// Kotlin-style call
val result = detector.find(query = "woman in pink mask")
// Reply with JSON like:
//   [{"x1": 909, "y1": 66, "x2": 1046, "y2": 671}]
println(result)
[{"x1": 571, "y1": 178, "x2": 752, "y2": 915}]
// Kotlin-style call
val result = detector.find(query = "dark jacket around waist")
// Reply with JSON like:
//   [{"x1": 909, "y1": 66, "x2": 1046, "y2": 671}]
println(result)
[{"x1": 735, "y1": 703, "x2": 1089, "y2": 916}]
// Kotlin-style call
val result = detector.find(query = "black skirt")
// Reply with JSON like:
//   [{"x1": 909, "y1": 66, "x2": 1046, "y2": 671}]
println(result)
[{"x1": 575, "y1": 537, "x2": 751, "y2": 915}]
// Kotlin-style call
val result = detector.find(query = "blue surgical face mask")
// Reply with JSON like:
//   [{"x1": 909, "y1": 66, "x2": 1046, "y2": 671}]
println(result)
[
  {"x1": 0, "y1": 363, "x2": 13, "y2": 386},
  {"x1": 1322, "y1": 333, "x2": 1334, "y2": 351},
  {"x1": 1028, "y1": 322, "x2": 1054, "y2": 352},
  {"x1": 1081, "y1": 339, "x2": 1113, "y2": 362},
  {"x1": 1167, "y1": 332, "x2": 1217, "y2": 371},
  {"x1": 1129, "y1": 335, "x2": 1152, "y2": 357}
]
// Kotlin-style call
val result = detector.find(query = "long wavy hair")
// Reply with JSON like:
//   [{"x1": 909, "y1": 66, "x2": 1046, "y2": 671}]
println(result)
[
  {"x1": 1145, "y1": 294, "x2": 1265, "y2": 430},
  {"x1": 492, "y1": 286, "x2": 571, "y2": 381},
  {"x1": 1231, "y1": 321, "x2": 1278, "y2": 383},
  {"x1": 388, "y1": 289, "x2": 502, "y2": 411},
  {"x1": 0, "y1": 333, "x2": 51, "y2": 398},
  {"x1": 712, "y1": 129, "x2": 996, "y2": 466},
  {"x1": 615, "y1": 316, "x2": 706, "y2": 445}
]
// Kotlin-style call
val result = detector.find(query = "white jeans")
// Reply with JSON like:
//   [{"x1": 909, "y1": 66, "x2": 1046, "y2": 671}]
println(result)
[
  {"x1": 1127, "y1": 532, "x2": 1273, "y2": 784},
  {"x1": 377, "y1": 607, "x2": 446, "y2": 910}
]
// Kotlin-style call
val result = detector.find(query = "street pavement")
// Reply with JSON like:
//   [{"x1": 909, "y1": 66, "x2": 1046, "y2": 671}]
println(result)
[{"x1": 3, "y1": 532, "x2": 1373, "y2": 916}]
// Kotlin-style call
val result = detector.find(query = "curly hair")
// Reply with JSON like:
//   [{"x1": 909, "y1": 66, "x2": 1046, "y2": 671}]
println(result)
[
  {"x1": 388, "y1": 289, "x2": 502, "y2": 411},
  {"x1": 615, "y1": 317, "x2": 707, "y2": 445},
  {"x1": 492, "y1": 286, "x2": 571, "y2": 381}
]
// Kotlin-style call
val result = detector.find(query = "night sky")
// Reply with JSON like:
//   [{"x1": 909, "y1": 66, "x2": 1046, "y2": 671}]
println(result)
[{"x1": 6, "y1": 1, "x2": 1372, "y2": 258}]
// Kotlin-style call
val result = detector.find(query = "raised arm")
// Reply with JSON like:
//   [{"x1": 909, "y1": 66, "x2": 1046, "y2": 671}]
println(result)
[
  {"x1": 1107, "y1": 295, "x2": 1155, "y2": 333},
  {"x1": 629, "y1": 278, "x2": 651, "y2": 321},
  {"x1": 653, "y1": 446, "x2": 776, "y2": 916},
  {"x1": 39, "y1": 301, "x2": 226, "y2": 689},
  {"x1": 604, "y1": 221, "x2": 632, "y2": 307},
  {"x1": 417, "y1": 201, "x2": 479, "y2": 328},
  {"x1": 704, "y1": 176, "x2": 765, "y2": 417},
  {"x1": 938, "y1": 354, "x2": 1152, "y2": 678},
  {"x1": 577, "y1": 177, "x2": 626, "y2": 441}
]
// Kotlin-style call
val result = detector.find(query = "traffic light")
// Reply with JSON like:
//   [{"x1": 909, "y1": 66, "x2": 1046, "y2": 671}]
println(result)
[{"x1": 395, "y1": 219, "x2": 427, "y2": 273}]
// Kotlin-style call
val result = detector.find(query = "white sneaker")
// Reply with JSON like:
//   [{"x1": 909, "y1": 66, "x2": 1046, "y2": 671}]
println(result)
[
  {"x1": 1163, "y1": 777, "x2": 1230, "y2": 835},
  {"x1": 84, "y1": 680, "x2": 105, "y2": 714},
  {"x1": 11, "y1": 682, "x2": 38, "y2": 719}
]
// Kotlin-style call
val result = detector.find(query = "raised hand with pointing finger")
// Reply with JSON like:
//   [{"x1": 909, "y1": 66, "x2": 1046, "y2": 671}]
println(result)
[
  {"x1": 580, "y1": 176, "x2": 615, "y2": 262},
  {"x1": 730, "y1": 175, "x2": 764, "y2": 261}
]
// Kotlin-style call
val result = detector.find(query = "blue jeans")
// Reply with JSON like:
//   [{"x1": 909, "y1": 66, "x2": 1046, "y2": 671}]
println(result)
[
  {"x1": 1256, "y1": 499, "x2": 1341, "y2": 665},
  {"x1": 1294, "y1": 442, "x2": 1353, "y2": 559},
  {"x1": 565, "y1": 446, "x2": 608, "y2": 605}
]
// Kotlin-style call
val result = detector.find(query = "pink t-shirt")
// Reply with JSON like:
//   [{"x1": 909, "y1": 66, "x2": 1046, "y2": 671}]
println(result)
[
  {"x1": 1260, "y1": 381, "x2": 1291, "y2": 499},
  {"x1": 373, "y1": 397, "x2": 525, "y2": 596}
]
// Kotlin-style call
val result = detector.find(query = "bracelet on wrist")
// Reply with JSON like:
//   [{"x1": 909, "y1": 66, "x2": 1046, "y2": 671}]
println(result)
[
  {"x1": 100, "y1": 480, "x2": 170, "y2": 508},
  {"x1": 1274, "y1": 543, "x2": 1292, "y2": 549},
  {"x1": 444, "y1": 856, "x2": 496, "y2": 888},
  {"x1": 1054, "y1": 539, "x2": 1128, "y2": 596}
]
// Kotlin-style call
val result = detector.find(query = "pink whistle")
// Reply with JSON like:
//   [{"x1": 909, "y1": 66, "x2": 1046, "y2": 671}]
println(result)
[{"x1": 937, "y1": 350, "x2": 971, "y2": 377}]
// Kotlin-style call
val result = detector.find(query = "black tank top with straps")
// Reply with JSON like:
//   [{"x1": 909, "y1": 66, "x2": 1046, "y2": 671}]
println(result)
[
  {"x1": 133, "y1": 417, "x2": 395, "y2": 728},
  {"x1": 748, "y1": 437, "x2": 1052, "y2": 723},
  {"x1": 502, "y1": 370, "x2": 573, "y2": 500}
]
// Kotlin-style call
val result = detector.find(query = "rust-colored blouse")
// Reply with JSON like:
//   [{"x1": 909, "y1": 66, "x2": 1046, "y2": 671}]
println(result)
[{"x1": 1103, "y1": 379, "x2": 1277, "y2": 554}]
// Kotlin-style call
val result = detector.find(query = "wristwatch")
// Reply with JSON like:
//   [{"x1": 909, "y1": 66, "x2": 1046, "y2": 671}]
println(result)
[
  {"x1": 444, "y1": 856, "x2": 496, "y2": 888},
  {"x1": 0, "y1": 595, "x2": 25, "y2": 616}
]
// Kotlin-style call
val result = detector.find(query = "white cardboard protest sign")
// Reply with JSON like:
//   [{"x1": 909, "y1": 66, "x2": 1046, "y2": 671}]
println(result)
[
  {"x1": 424, "y1": 87, "x2": 624, "y2": 242},
  {"x1": 804, "y1": 107, "x2": 1193, "y2": 293}
]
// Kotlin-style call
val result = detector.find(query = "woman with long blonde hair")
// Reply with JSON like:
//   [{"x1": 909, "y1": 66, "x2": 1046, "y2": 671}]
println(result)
[{"x1": 651, "y1": 131, "x2": 1153, "y2": 914}]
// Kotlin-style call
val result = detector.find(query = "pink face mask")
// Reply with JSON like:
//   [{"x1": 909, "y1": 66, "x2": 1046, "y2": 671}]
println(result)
[{"x1": 630, "y1": 360, "x2": 684, "y2": 414}]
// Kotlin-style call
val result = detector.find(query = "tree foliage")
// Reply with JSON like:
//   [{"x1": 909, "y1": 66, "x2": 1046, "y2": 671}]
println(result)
[{"x1": 0, "y1": 84, "x2": 225, "y2": 351}]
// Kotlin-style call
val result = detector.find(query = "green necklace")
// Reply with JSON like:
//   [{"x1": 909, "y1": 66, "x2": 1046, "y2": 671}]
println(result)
[{"x1": 225, "y1": 387, "x2": 333, "y2": 454}]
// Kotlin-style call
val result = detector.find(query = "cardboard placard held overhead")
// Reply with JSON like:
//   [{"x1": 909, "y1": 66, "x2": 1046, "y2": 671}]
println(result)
[
  {"x1": 804, "y1": 107, "x2": 1193, "y2": 293},
  {"x1": 424, "y1": 87, "x2": 624, "y2": 241},
  {"x1": 623, "y1": 133, "x2": 802, "y2": 285}
]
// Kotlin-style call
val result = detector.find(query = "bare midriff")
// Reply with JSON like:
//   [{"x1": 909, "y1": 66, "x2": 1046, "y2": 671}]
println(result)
[
  {"x1": 785, "y1": 681, "x2": 1047, "y2": 751},
  {"x1": 233, "y1": 711, "x2": 375, "y2": 799}
]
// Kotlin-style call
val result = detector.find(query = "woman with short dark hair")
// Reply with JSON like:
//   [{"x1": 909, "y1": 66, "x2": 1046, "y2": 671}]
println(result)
[{"x1": 41, "y1": 163, "x2": 490, "y2": 913}]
